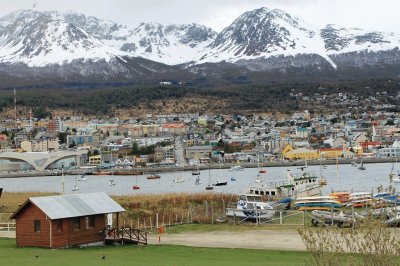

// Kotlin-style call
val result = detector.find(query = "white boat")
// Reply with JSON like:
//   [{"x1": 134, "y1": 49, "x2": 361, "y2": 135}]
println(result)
[
  {"x1": 192, "y1": 165, "x2": 200, "y2": 175},
  {"x1": 229, "y1": 165, "x2": 244, "y2": 171},
  {"x1": 77, "y1": 174, "x2": 88, "y2": 181},
  {"x1": 248, "y1": 168, "x2": 327, "y2": 200},
  {"x1": 310, "y1": 210, "x2": 359, "y2": 226},
  {"x1": 226, "y1": 194, "x2": 275, "y2": 221},
  {"x1": 255, "y1": 174, "x2": 263, "y2": 183},
  {"x1": 72, "y1": 176, "x2": 79, "y2": 191},
  {"x1": 173, "y1": 178, "x2": 185, "y2": 183},
  {"x1": 108, "y1": 179, "x2": 116, "y2": 186}
]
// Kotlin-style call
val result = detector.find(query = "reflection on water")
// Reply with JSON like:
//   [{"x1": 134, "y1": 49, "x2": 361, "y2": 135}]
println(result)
[{"x1": 0, "y1": 163, "x2": 397, "y2": 195}]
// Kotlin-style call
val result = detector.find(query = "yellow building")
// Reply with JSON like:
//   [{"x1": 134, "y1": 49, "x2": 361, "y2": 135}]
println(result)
[{"x1": 282, "y1": 145, "x2": 319, "y2": 160}]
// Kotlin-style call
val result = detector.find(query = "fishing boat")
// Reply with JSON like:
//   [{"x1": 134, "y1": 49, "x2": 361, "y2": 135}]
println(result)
[
  {"x1": 132, "y1": 185, "x2": 140, "y2": 190},
  {"x1": 255, "y1": 174, "x2": 263, "y2": 183},
  {"x1": 248, "y1": 167, "x2": 327, "y2": 200},
  {"x1": 147, "y1": 174, "x2": 161, "y2": 180},
  {"x1": 226, "y1": 194, "x2": 275, "y2": 221}
]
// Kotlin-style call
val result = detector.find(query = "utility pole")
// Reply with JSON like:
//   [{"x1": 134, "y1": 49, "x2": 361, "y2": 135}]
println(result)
[{"x1": 14, "y1": 88, "x2": 17, "y2": 122}]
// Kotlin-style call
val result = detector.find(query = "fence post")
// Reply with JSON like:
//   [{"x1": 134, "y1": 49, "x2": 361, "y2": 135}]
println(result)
[
  {"x1": 222, "y1": 199, "x2": 225, "y2": 217},
  {"x1": 233, "y1": 209, "x2": 236, "y2": 225},
  {"x1": 205, "y1": 201, "x2": 209, "y2": 217},
  {"x1": 137, "y1": 218, "x2": 140, "y2": 230},
  {"x1": 168, "y1": 215, "x2": 171, "y2": 228},
  {"x1": 211, "y1": 202, "x2": 214, "y2": 224},
  {"x1": 279, "y1": 211, "x2": 282, "y2": 225},
  {"x1": 156, "y1": 213, "x2": 159, "y2": 228},
  {"x1": 150, "y1": 216, "x2": 153, "y2": 229},
  {"x1": 303, "y1": 210, "x2": 306, "y2": 226}
]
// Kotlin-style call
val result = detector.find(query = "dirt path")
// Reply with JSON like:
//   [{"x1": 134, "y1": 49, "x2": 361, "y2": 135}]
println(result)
[{"x1": 148, "y1": 229, "x2": 306, "y2": 251}]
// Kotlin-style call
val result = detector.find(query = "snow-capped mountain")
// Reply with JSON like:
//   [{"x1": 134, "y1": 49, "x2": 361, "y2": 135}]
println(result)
[
  {"x1": 0, "y1": 7, "x2": 399, "y2": 84},
  {"x1": 200, "y1": 8, "x2": 336, "y2": 68},
  {"x1": 116, "y1": 22, "x2": 217, "y2": 65},
  {"x1": 0, "y1": 10, "x2": 125, "y2": 67}
]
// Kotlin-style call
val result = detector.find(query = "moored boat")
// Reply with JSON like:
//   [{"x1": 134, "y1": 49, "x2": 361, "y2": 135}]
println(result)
[
  {"x1": 95, "y1": 171, "x2": 112, "y2": 175},
  {"x1": 248, "y1": 168, "x2": 327, "y2": 200},
  {"x1": 132, "y1": 185, "x2": 140, "y2": 190},
  {"x1": 226, "y1": 194, "x2": 275, "y2": 221},
  {"x1": 294, "y1": 196, "x2": 342, "y2": 210},
  {"x1": 147, "y1": 174, "x2": 161, "y2": 180}
]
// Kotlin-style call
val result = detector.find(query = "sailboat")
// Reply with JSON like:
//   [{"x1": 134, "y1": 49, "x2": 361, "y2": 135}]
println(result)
[
  {"x1": 358, "y1": 158, "x2": 366, "y2": 170},
  {"x1": 212, "y1": 165, "x2": 228, "y2": 186},
  {"x1": 173, "y1": 169, "x2": 185, "y2": 183},
  {"x1": 230, "y1": 168, "x2": 236, "y2": 181},
  {"x1": 192, "y1": 165, "x2": 200, "y2": 175},
  {"x1": 77, "y1": 174, "x2": 88, "y2": 181},
  {"x1": 72, "y1": 176, "x2": 79, "y2": 191},
  {"x1": 108, "y1": 171, "x2": 116, "y2": 186},
  {"x1": 132, "y1": 172, "x2": 140, "y2": 190},
  {"x1": 258, "y1": 154, "x2": 266, "y2": 174},
  {"x1": 205, "y1": 167, "x2": 213, "y2": 190}
]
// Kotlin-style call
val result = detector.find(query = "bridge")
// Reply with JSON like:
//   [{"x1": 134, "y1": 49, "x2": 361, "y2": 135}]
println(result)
[{"x1": 0, "y1": 150, "x2": 86, "y2": 171}]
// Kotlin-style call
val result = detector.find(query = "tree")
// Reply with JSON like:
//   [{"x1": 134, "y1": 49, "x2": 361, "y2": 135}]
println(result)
[{"x1": 57, "y1": 132, "x2": 67, "y2": 144}]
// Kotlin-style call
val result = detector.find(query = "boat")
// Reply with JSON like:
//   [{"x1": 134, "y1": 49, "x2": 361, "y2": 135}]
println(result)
[
  {"x1": 229, "y1": 165, "x2": 244, "y2": 171},
  {"x1": 147, "y1": 174, "x2": 161, "y2": 180},
  {"x1": 330, "y1": 191, "x2": 351, "y2": 203},
  {"x1": 226, "y1": 194, "x2": 275, "y2": 221},
  {"x1": 173, "y1": 178, "x2": 185, "y2": 183},
  {"x1": 248, "y1": 167, "x2": 327, "y2": 200},
  {"x1": 310, "y1": 210, "x2": 358, "y2": 227},
  {"x1": 192, "y1": 165, "x2": 201, "y2": 175},
  {"x1": 95, "y1": 171, "x2": 112, "y2": 175},
  {"x1": 195, "y1": 176, "x2": 201, "y2": 185},
  {"x1": 358, "y1": 159, "x2": 366, "y2": 170},
  {"x1": 132, "y1": 185, "x2": 140, "y2": 190},
  {"x1": 347, "y1": 192, "x2": 373, "y2": 207},
  {"x1": 205, "y1": 168, "x2": 213, "y2": 190},
  {"x1": 108, "y1": 179, "x2": 116, "y2": 186},
  {"x1": 258, "y1": 169, "x2": 267, "y2": 174},
  {"x1": 72, "y1": 176, "x2": 79, "y2": 191},
  {"x1": 230, "y1": 168, "x2": 237, "y2": 181},
  {"x1": 294, "y1": 196, "x2": 342, "y2": 210},
  {"x1": 77, "y1": 174, "x2": 88, "y2": 181},
  {"x1": 213, "y1": 180, "x2": 228, "y2": 186}
]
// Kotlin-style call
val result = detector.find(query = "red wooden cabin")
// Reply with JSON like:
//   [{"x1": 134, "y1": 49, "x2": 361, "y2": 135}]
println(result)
[{"x1": 10, "y1": 192, "x2": 125, "y2": 248}]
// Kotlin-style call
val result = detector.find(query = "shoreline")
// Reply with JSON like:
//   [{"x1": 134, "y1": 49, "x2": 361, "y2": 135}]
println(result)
[{"x1": 0, "y1": 157, "x2": 396, "y2": 178}]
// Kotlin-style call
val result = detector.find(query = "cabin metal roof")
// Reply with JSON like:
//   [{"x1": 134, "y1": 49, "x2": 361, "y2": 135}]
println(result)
[{"x1": 11, "y1": 192, "x2": 125, "y2": 220}]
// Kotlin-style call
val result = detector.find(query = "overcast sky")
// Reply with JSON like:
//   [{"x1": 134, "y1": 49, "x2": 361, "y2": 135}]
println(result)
[{"x1": 0, "y1": 0, "x2": 398, "y2": 32}]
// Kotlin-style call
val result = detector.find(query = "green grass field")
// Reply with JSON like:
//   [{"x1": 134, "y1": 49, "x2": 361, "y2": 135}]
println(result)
[{"x1": 0, "y1": 238, "x2": 307, "y2": 266}]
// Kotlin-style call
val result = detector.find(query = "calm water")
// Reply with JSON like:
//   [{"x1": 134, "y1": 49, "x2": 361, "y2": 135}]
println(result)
[{"x1": 0, "y1": 163, "x2": 398, "y2": 196}]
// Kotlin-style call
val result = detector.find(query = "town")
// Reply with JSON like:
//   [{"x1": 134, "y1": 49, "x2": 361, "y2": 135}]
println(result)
[{"x1": 0, "y1": 106, "x2": 399, "y2": 176}]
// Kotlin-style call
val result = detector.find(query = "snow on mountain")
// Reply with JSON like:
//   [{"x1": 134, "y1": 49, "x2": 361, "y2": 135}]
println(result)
[
  {"x1": 0, "y1": 10, "x2": 125, "y2": 67},
  {"x1": 198, "y1": 8, "x2": 337, "y2": 68},
  {"x1": 321, "y1": 24, "x2": 400, "y2": 54},
  {"x1": 119, "y1": 22, "x2": 217, "y2": 65},
  {"x1": 0, "y1": 8, "x2": 399, "y2": 73}
]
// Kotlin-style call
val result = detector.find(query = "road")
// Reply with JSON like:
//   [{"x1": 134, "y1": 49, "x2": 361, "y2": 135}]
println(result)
[{"x1": 148, "y1": 229, "x2": 306, "y2": 251}]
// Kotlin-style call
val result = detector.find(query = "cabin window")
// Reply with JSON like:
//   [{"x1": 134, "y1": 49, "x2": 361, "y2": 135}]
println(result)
[
  {"x1": 271, "y1": 191, "x2": 276, "y2": 196},
  {"x1": 72, "y1": 217, "x2": 81, "y2": 230},
  {"x1": 266, "y1": 191, "x2": 270, "y2": 195},
  {"x1": 260, "y1": 191, "x2": 264, "y2": 195},
  {"x1": 85, "y1": 216, "x2": 95, "y2": 229},
  {"x1": 55, "y1": 220, "x2": 62, "y2": 232},
  {"x1": 313, "y1": 179, "x2": 316, "y2": 182},
  {"x1": 292, "y1": 187, "x2": 295, "y2": 191},
  {"x1": 34, "y1": 220, "x2": 41, "y2": 232}
]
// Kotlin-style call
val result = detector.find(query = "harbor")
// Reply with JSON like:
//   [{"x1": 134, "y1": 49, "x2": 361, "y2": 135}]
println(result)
[{"x1": 0, "y1": 162, "x2": 397, "y2": 196}]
